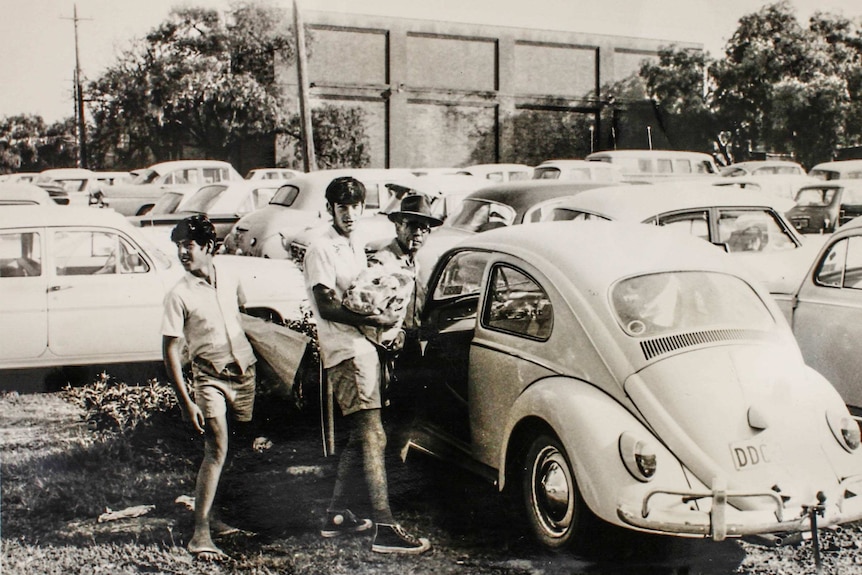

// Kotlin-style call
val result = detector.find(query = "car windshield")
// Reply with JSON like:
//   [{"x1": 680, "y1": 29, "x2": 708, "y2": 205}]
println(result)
[
  {"x1": 795, "y1": 187, "x2": 836, "y2": 207},
  {"x1": 131, "y1": 169, "x2": 159, "y2": 185},
  {"x1": 611, "y1": 271, "x2": 773, "y2": 337},
  {"x1": 533, "y1": 167, "x2": 561, "y2": 180},
  {"x1": 269, "y1": 184, "x2": 300, "y2": 207},
  {"x1": 447, "y1": 199, "x2": 517, "y2": 233},
  {"x1": 181, "y1": 185, "x2": 227, "y2": 213},
  {"x1": 148, "y1": 192, "x2": 184, "y2": 215}
]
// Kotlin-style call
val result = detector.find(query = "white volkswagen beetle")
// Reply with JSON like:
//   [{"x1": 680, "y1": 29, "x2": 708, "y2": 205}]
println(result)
[{"x1": 402, "y1": 220, "x2": 862, "y2": 550}]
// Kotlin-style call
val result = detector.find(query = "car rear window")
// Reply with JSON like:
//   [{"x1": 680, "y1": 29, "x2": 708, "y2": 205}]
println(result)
[{"x1": 611, "y1": 271, "x2": 773, "y2": 337}]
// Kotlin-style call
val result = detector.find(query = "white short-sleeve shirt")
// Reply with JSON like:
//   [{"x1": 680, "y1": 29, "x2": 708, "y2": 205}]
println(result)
[
  {"x1": 162, "y1": 260, "x2": 255, "y2": 373},
  {"x1": 304, "y1": 226, "x2": 376, "y2": 368}
]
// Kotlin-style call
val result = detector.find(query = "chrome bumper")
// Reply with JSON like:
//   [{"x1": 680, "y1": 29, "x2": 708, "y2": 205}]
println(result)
[{"x1": 617, "y1": 475, "x2": 862, "y2": 540}]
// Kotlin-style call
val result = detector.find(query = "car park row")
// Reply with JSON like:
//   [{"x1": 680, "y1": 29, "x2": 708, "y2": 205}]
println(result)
[{"x1": 6, "y1": 154, "x2": 862, "y2": 551}]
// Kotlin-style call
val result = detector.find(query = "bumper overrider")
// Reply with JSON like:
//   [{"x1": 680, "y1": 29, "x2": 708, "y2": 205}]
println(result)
[{"x1": 617, "y1": 474, "x2": 862, "y2": 540}]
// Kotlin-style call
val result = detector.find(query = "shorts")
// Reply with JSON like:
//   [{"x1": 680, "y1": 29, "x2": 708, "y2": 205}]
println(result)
[
  {"x1": 327, "y1": 352, "x2": 381, "y2": 416},
  {"x1": 191, "y1": 359, "x2": 256, "y2": 422}
]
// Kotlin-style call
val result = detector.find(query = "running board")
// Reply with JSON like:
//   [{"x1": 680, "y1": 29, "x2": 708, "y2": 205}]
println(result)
[{"x1": 400, "y1": 421, "x2": 498, "y2": 485}]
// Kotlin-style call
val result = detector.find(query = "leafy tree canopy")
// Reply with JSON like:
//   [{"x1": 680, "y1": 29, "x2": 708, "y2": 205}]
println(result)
[
  {"x1": 641, "y1": 1, "x2": 862, "y2": 168},
  {"x1": 87, "y1": 2, "x2": 295, "y2": 168},
  {"x1": 0, "y1": 115, "x2": 77, "y2": 173}
]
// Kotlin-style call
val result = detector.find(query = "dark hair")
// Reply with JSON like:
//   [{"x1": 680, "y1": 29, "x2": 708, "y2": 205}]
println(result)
[
  {"x1": 325, "y1": 176, "x2": 366, "y2": 206},
  {"x1": 171, "y1": 214, "x2": 217, "y2": 251}
]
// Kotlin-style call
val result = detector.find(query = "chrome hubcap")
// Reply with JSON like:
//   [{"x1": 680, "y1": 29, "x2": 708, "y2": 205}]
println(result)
[{"x1": 532, "y1": 445, "x2": 574, "y2": 537}]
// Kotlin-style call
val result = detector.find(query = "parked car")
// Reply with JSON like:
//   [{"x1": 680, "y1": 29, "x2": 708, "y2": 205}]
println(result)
[
  {"x1": 415, "y1": 180, "x2": 616, "y2": 282},
  {"x1": 222, "y1": 169, "x2": 416, "y2": 258},
  {"x1": 3, "y1": 172, "x2": 40, "y2": 184},
  {"x1": 455, "y1": 163, "x2": 533, "y2": 182},
  {"x1": 544, "y1": 183, "x2": 818, "y2": 295},
  {"x1": 809, "y1": 159, "x2": 862, "y2": 181},
  {"x1": 0, "y1": 207, "x2": 305, "y2": 371},
  {"x1": 533, "y1": 159, "x2": 624, "y2": 183},
  {"x1": 720, "y1": 160, "x2": 806, "y2": 177},
  {"x1": 585, "y1": 149, "x2": 719, "y2": 183},
  {"x1": 95, "y1": 171, "x2": 134, "y2": 186},
  {"x1": 34, "y1": 168, "x2": 104, "y2": 207},
  {"x1": 402, "y1": 220, "x2": 862, "y2": 549},
  {"x1": 129, "y1": 180, "x2": 289, "y2": 245},
  {"x1": 246, "y1": 167, "x2": 303, "y2": 180},
  {"x1": 90, "y1": 160, "x2": 243, "y2": 216},
  {"x1": 711, "y1": 174, "x2": 820, "y2": 204},
  {"x1": 0, "y1": 183, "x2": 57, "y2": 206},
  {"x1": 774, "y1": 216, "x2": 862, "y2": 416},
  {"x1": 786, "y1": 181, "x2": 862, "y2": 234},
  {"x1": 287, "y1": 174, "x2": 489, "y2": 266}
]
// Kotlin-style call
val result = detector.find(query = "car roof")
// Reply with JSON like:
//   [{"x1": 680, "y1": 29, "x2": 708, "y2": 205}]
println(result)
[
  {"x1": 38, "y1": 168, "x2": 98, "y2": 178},
  {"x1": 0, "y1": 183, "x2": 54, "y2": 204},
  {"x1": 458, "y1": 163, "x2": 532, "y2": 172},
  {"x1": 0, "y1": 206, "x2": 131, "y2": 229},
  {"x1": 457, "y1": 220, "x2": 745, "y2": 289},
  {"x1": 147, "y1": 159, "x2": 239, "y2": 173},
  {"x1": 797, "y1": 180, "x2": 862, "y2": 191},
  {"x1": 586, "y1": 149, "x2": 715, "y2": 160},
  {"x1": 810, "y1": 159, "x2": 862, "y2": 172},
  {"x1": 548, "y1": 183, "x2": 792, "y2": 221},
  {"x1": 838, "y1": 216, "x2": 862, "y2": 231},
  {"x1": 460, "y1": 181, "x2": 616, "y2": 215}
]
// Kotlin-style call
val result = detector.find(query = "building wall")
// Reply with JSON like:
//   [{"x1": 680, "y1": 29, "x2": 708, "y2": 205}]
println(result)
[{"x1": 276, "y1": 11, "x2": 701, "y2": 169}]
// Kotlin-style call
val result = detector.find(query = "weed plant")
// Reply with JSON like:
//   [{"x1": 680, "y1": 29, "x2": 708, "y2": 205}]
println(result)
[{"x1": 62, "y1": 372, "x2": 178, "y2": 434}]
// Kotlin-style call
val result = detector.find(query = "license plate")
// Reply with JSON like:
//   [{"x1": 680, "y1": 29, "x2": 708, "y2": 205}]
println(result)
[
  {"x1": 729, "y1": 439, "x2": 780, "y2": 471},
  {"x1": 792, "y1": 218, "x2": 808, "y2": 230}
]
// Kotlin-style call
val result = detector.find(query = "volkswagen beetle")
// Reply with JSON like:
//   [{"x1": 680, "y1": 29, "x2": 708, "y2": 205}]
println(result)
[{"x1": 401, "y1": 220, "x2": 862, "y2": 550}]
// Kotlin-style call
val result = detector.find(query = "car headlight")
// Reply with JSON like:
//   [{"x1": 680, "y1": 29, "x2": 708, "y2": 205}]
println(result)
[
  {"x1": 827, "y1": 410, "x2": 861, "y2": 453},
  {"x1": 619, "y1": 431, "x2": 657, "y2": 482}
]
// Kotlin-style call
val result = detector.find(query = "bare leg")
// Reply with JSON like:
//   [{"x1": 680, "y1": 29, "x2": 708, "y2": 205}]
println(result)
[
  {"x1": 188, "y1": 413, "x2": 229, "y2": 559},
  {"x1": 356, "y1": 409, "x2": 395, "y2": 525}
]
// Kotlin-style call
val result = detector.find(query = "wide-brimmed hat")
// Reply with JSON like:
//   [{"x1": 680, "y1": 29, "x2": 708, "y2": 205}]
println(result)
[{"x1": 387, "y1": 194, "x2": 443, "y2": 227}]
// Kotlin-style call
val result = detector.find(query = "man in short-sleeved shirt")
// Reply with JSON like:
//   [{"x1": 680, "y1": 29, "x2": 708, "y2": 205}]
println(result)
[
  {"x1": 162, "y1": 214, "x2": 255, "y2": 562},
  {"x1": 304, "y1": 176, "x2": 430, "y2": 554}
]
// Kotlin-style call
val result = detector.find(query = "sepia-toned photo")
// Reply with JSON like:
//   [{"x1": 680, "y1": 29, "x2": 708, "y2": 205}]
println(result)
[{"x1": 3, "y1": 1, "x2": 862, "y2": 573}]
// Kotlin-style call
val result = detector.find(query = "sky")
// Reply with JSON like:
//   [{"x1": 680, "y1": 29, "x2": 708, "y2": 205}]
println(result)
[{"x1": 2, "y1": 0, "x2": 861, "y2": 124}]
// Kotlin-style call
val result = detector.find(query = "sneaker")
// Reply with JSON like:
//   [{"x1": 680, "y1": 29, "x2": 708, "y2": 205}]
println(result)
[
  {"x1": 320, "y1": 509, "x2": 373, "y2": 538},
  {"x1": 371, "y1": 523, "x2": 431, "y2": 554}
]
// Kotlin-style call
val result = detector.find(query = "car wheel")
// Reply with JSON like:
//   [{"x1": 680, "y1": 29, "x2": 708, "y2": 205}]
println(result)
[{"x1": 522, "y1": 434, "x2": 591, "y2": 550}]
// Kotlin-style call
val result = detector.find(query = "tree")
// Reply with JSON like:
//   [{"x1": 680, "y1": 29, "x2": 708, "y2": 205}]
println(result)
[
  {"x1": 642, "y1": 1, "x2": 862, "y2": 167},
  {"x1": 640, "y1": 47, "x2": 720, "y2": 157},
  {"x1": 284, "y1": 105, "x2": 370, "y2": 169},
  {"x1": 87, "y1": 2, "x2": 296, "y2": 169},
  {"x1": 0, "y1": 115, "x2": 77, "y2": 173}
]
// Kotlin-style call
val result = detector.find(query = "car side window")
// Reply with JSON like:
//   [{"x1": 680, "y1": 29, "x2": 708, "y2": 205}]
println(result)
[
  {"x1": 54, "y1": 231, "x2": 149, "y2": 276},
  {"x1": 816, "y1": 236, "x2": 862, "y2": 290},
  {"x1": 433, "y1": 251, "x2": 491, "y2": 300},
  {"x1": 0, "y1": 231, "x2": 41, "y2": 277},
  {"x1": 656, "y1": 211, "x2": 710, "y2": 242},
  {"x1": 716, "y1": 209, "x2": 796, "y2": 253},
  {"x1": 483, "y1": 265, "x2": 553, "y2": 340},
  {"x1": 674, "y1": 159, "x2": 692, "y2": 174}
]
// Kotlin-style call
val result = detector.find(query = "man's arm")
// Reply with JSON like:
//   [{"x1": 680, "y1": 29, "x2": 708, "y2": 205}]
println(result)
[
  {"x1": 162, "y1": 335, "x2": 205, "y2": 434},
  {"x1": 312, "y1": 283, "x2": 399, "y2": 328}
]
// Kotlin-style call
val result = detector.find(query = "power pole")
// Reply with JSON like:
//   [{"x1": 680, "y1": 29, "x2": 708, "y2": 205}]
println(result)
[
  {"x1": 293, "y1": 0, "x2": 316, "y2": 172},
  {"x1": 63, "y1": 5, "x2": 91, "y2": 168}
]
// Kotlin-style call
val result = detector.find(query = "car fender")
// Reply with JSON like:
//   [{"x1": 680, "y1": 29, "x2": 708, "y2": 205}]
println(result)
[{"x1": 499, "y1": 376, "x2": 694, "y2": 527}]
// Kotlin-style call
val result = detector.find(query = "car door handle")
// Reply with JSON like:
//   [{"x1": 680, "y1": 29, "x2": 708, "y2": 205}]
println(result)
[{"x1": 48, "y1": 285, "x2": 72, "y2": 292}]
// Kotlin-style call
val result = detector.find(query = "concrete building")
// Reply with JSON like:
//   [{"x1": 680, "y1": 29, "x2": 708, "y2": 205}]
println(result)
[{"x1": 274, "y1": 10, "x2": 701, "y2": 170}]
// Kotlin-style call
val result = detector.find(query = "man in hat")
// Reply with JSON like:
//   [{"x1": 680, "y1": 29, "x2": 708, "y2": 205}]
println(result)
[
  {"x1": 369, "y1": 193, "x2": 443, "y2": 375},
  {"x1": 303, "y1": 177, "x2": 432, "y2": 555}
]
